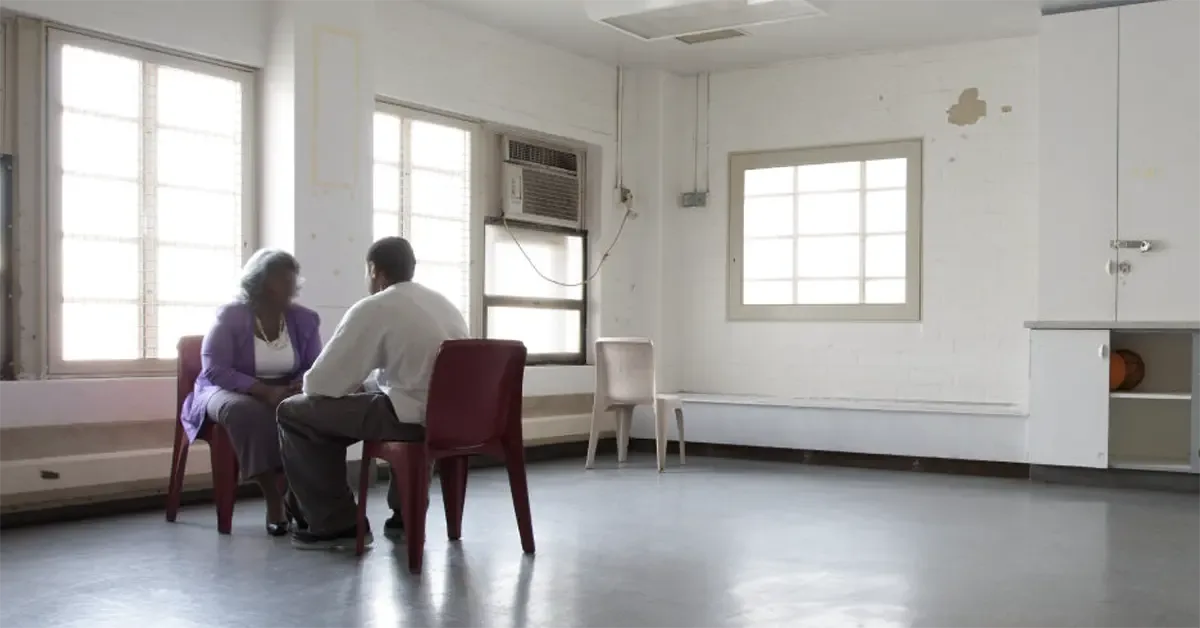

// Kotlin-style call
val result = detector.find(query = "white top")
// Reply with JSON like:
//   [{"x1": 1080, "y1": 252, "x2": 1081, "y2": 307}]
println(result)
[
  {"x1": 254, "y1": 333, "x2": 295, "y2": 378},
  {"x1": 303, "y1": 282, "x2": 469, "y2": 424}
]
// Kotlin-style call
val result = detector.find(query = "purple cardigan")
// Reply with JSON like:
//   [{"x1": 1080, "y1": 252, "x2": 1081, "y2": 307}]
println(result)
[{"x1": 180, "y1": 301, "x2": 322, "y2": 442}]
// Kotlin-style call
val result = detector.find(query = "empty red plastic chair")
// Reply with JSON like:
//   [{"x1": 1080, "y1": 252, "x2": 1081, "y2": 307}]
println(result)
[
  {"x1": 165, "y1": 335, "x2": 241, "y2": 533},
  {"x1": 356, "y1": 339, "x2": 534, "y2": 572}
]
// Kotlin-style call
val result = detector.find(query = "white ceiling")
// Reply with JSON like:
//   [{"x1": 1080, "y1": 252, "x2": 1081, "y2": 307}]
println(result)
[{"x1": 421, "y1": 0, "x2": 1050, "y2": 74}]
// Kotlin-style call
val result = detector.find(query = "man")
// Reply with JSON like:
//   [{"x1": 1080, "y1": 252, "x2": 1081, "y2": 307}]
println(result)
[{"x1": 278, "y1": 237, "x2": 469, "y2": 550}]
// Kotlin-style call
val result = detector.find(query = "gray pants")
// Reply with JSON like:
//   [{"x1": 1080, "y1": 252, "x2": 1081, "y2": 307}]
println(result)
[
  {"x1": 206, "y1": 390, "x2": 281, "y2": 479},
  {"x1": 276, "y1": 393, "x2": 425, "y2": 535}
]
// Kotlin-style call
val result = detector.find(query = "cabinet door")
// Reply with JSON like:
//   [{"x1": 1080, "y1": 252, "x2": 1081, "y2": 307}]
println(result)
[
  {"x1": 1028, "y1": 330, "x2": 1111, "y2": 468},
  {"x1": 1117, "y1": 0, "x2": 1200, "y2": 322},
  {"x1": 1037, "y1": 9, "x2": 1118, "y2": 322}
]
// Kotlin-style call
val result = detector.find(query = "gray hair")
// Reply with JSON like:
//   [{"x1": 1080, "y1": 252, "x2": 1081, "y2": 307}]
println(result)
[{"x1": 237, "y1": 249, "x2": 300, "y2": 303}]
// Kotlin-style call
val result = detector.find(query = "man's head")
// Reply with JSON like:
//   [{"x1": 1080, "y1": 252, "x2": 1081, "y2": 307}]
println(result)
[{"x1": 366, "y1": 236, "x2": 416, "y2": 294}]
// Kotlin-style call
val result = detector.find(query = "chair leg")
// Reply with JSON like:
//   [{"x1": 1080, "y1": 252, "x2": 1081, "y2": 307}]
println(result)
[
  {"x1": 653, "y1": 400, "x2": 667, "y2": 473},
  {"x1": 616, "y1": 407, "x2": 632, "y2": 464},
  {"x1": 165, "y1": 427, "x2": 189, "y2": 522},
  {"x1": 503, "y1": 436, "x2": 535, "y2": 554},
  {"x1": 675, "y1": 406, "x2": 686, "y2": 465},
  {"x1": 356, "y1": 454, "x2": 373, "y2": 556},
  {"x1": 438, "y1": 457, "x2": 468, "y2": 541},
  {"x1": 209, "y1": 429, "x2": 238, "y2": 535},
  {"x1": 584, "y1": 407, "x2": 603, "y2": 469},
  {"x1": 400, "y1": 446, "x2": 429, "y2": 574}
]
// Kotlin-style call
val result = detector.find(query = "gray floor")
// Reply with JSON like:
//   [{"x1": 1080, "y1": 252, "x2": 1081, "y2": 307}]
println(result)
[{"x1": 2, "y1": 455, "x2": 1198, "y2": 628}]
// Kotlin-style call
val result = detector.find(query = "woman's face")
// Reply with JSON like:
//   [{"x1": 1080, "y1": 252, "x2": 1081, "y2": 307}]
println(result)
[{"x1": 261, "y1": 267, "x2": 299, "y2": 308}]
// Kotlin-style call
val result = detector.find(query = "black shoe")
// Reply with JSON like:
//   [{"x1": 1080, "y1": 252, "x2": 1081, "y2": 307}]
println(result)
[
  {"x1": 286, "y1": 503, "x2": 308, "y2": 531},
  {"x1": 291, "y1": 523, "x2": 370, "y2": 551},
  {"x1": 383, "y1": 513, "x2": 404, "y2": 540},
  {"x1": 266, "y1": 520, "x2": 290, "y2": 537}
]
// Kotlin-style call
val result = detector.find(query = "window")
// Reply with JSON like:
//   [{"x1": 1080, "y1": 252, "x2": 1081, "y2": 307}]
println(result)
[
  {"x1": 372, "y1": 104, "x2": 473, "y2": 322},
  {"x1": 484, "y1": 221, "x2": 586, "y2": 364},
  {"x1": 728, "y1": 140, "x2": 922, "y2": 321},
  {"x1": 47, "y1": 30, "x2": 253, "y2": 371}
]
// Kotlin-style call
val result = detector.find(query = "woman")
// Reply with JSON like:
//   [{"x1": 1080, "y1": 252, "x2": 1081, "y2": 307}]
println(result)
[{"x1": 180, "y1": 249, "x2": 322, "y2": 536}]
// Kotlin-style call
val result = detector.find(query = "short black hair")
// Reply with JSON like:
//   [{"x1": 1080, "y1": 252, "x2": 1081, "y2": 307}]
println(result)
[{"x1": 367, "y1": 236, "x2": 416, "y2": 284}]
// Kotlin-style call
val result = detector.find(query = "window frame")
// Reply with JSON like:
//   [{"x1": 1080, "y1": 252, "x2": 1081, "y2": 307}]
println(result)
[
  {"x1": 482, "y1": 216, "x2": 588, "y2": 366},
  {"x1": 373, "y1": 99, "x2": 485, "y2": 336},
  {"x1": 45, "y1": 27, "x2": 256, "y2": 376},
  {"x1": 727, "y1": 139, "x2": 923, "y2": 322}
]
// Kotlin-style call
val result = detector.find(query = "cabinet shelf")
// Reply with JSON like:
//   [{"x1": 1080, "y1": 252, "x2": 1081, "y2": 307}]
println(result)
[{"x1": 1109, "y1": 391, "x2": 1192, "y2": 400}]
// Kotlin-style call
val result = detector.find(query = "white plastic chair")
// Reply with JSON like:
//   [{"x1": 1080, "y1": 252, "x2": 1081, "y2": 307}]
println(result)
[{"x1": 586, "y1": 338, "x2": 685, "y2": 472}]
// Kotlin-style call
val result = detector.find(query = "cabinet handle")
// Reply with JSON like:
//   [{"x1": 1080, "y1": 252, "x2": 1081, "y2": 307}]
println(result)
[
  {"x1": 1109, "y1": 239, "x2": 1153, "y2": 253},
  {"x1": 1105, "y1": 260, "x2": 1115, "y2": 275},
  {"x1": 1099, "y1": 344, "x2": 1109, "y2": 359}
]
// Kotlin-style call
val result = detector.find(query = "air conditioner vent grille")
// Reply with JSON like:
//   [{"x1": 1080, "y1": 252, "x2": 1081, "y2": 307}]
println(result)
[
  {"x1": 507, "y1": 139, "x2": 579, "y2": 174},
  {"x1": 521, "y1": 169, "x2": 580, "y2": 223}
]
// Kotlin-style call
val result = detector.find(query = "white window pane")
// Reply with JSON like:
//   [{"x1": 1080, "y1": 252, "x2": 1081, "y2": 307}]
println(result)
[
  {"x1": 487, "y1": 306, "x2": 579, "y2": 355},
  {"x1": 62, "y1": 112, "x2": 139, "y2": 179},
  {"x1": 411, "y1": 169, "x2": 468, "y2": 220},
  {"x1": 796, "y1": 236, "x2": 859, "y2": 279},
  {"x1": 158, "y1": 129, "x2": 239, "y2": 191},
  {"x1": 796, "y1": 192, "x2": 859, "y2": 235},
  {"x1": 744, "y1": 167, "x2": 793, "y2": 196},
  {"x1": 865, "y1": 234, "x2": 906, "y2": 278},
  {"x1": 410, "y1": 121, "x2": 469, "y2": 172},
  {"x1": 865, "y1": 279, "x2": 906, "y2": 304},
  {"x1": 156, "y1": 305, "x2": 216, "y2": 359},
  {"x1": 743, "y1": 195, "x2": 793, "y2": 238},
  {"x1": 795, "y1": 279, "x2": 859, "y2": 305},
  {"x1": 796, "y1": 161, "x2": 861, "y2": 192},
  {"x1": 743, "y1": 280, "x2": 792, "y2": 305},
  {"x1": 157, "y1": 246, "x2": 240, "y2": 304},
  {"x1": 157, "y1": 187, "x2": 239, "y2": 247},
  {"x1": 866, "y1": 158, "x2": 907, "y2": 189},
  {"x1": 410, "y1": 216, "x2": 467, "y2": 265},
  {"x1": 157, "y1": 66, "x2": 240, "y2": 136},
  {"x1": 416, "y1": 263, "x2": 468, "y2": 317},
  {"x1": 373, "y1": 113, "x2": 401, "y2": 164},
  {"x1": 62, "y1": 302, "x2": 139, "y2": 361},
  {"x1": 866, "y1": 190, "x2": 906, "y2": 234},
  {"x1": 374, "y1": 163, "x2": 400, "y2": 212},
  {"x1": 62, "y1": 175, "x2": 139, "y2": 238},
  {"x1": 485, "y1": 226, "x2": 582, "y2": 300},
  {"x1": 61, "y1": 45, "x2": 140, "y2": 118},
  {"x1": 742, "y1": 238, "x2": 793, "y2": 281},
  {"x1": 61, "y1": 239, "x2": 139, "y2": 300},
  {"x1": 374, "y1": 211, "x2": 399, "y2": 240}
]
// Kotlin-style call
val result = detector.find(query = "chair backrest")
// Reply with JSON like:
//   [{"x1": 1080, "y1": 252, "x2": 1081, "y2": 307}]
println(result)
[
  {"x1": 595, "y1": 337, "x2": 656, "y2": 406},
  {"x1": 425, "y1": 339, "x2": 528, "y2": 451},
  {"x1": 176, "y1": 335, "x2": 203, "y2": 417}
]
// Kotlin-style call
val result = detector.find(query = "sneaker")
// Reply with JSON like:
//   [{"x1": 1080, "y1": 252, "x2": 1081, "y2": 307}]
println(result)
[
  {"x1": 291, "y1": 523, "x2": 371, "y2": 551},
  {"x1": 383, "y1": 513, "x2": 404, "y2": 540}
]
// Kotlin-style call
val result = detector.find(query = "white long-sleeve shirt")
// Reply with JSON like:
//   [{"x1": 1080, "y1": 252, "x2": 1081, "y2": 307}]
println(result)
[{"x1": 302, "y1": 282, "x2": 469, "y2": 424}]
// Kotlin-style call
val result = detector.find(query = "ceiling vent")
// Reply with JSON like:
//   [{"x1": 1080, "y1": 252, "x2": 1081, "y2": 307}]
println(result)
[
  {"x1": 586, "y1": 0, "x2": 825, "y2": 41},
  {"x1": 675, "y1": 28, "x2": 746, "y2": 44}
]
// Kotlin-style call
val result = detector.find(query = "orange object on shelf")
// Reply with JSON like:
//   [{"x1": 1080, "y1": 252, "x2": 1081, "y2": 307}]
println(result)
[{"x1": 1109, "y1": 349, "x2": 1146, "y2": 391}]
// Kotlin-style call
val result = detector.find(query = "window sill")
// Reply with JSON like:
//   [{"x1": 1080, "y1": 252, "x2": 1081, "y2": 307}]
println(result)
[{"x1": 674, "y1": 393, "x2": 1026, "y2": 417}]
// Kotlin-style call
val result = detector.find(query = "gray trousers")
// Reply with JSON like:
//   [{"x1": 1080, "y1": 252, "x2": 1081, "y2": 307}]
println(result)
[
  {"x1": 276, "y1": 393, "x2": 425, "y2": 535},
  {"x1": 206, "y1": 390, "x2": 281, "y2": 479}
]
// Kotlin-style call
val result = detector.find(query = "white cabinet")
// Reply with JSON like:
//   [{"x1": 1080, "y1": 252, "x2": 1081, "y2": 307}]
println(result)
[
  {"x1": 1038, "y1": 8, "x2": 1119, "y2": 323},
  {"x1": 1116, "y1": 0, "x2": 1200, "y2": 322},
  {"x1": 1028, "y1": 330, "x2": 1111, "y2": 468},
  {"x1": 1037, "y1": 0, "x2": 1200, "y2": 323}
]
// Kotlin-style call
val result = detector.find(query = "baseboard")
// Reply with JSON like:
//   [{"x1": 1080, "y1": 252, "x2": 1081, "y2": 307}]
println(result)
[
  {"x1": 626, "y1": 439, "x2": 1032, "y2": 479},
  {"x1": 0, "y1": 439, "x2": 614, "y2": 529},
  {"x1": 1031, "y1": 465, "x2": 1199, "y2": 493}
]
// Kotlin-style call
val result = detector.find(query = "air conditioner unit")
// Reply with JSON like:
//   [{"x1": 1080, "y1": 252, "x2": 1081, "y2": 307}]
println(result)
[
  {"x1": 584, "y1": 0, "x2": 825, "y2": 41},
  {"x1": 501, "y1": 136, "x2": 584, "y2": 230}
]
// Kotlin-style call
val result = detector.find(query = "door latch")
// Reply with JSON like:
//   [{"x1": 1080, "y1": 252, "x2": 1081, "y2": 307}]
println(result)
[{"x1": 1109, "y1": 239, "x2": 1153, "y2": 253}]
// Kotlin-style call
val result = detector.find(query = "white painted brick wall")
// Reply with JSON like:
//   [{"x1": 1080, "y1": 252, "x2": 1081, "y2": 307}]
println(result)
[{"x1": 665, "y1": 37, "x2": 1038, "y2": 406}]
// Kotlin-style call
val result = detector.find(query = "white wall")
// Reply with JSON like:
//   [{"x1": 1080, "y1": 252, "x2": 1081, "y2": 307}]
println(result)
[{"x1": 666, "y1": 37, "x2": 1038, "y2": 408}]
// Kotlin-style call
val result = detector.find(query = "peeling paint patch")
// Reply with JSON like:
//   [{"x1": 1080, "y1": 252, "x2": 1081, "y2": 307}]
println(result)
[
  {"x1": 947, "y1": 88, "x2": 987, "y2": 126},
  {"x1": 1001, "y1": 105, "x2": 1013, "y2": 113}
]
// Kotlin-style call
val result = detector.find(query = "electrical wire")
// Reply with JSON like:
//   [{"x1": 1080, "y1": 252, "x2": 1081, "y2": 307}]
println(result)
[{"x1": 500, "y1": 207, "x2": 633, "y2": 288}]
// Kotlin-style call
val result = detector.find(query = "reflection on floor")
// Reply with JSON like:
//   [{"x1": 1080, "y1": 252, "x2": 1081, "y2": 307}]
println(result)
[{"x1": 1, "y1": 455, "x2": 1197, "y2": 627}]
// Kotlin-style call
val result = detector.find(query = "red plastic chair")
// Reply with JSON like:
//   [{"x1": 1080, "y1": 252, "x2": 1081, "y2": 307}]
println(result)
[
  {"x1": 356, "y1": 339, "x2": 534, "y2": 572},
  {"x1": 165, "y1": 335, "x2": 241, "y2": 534}
]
